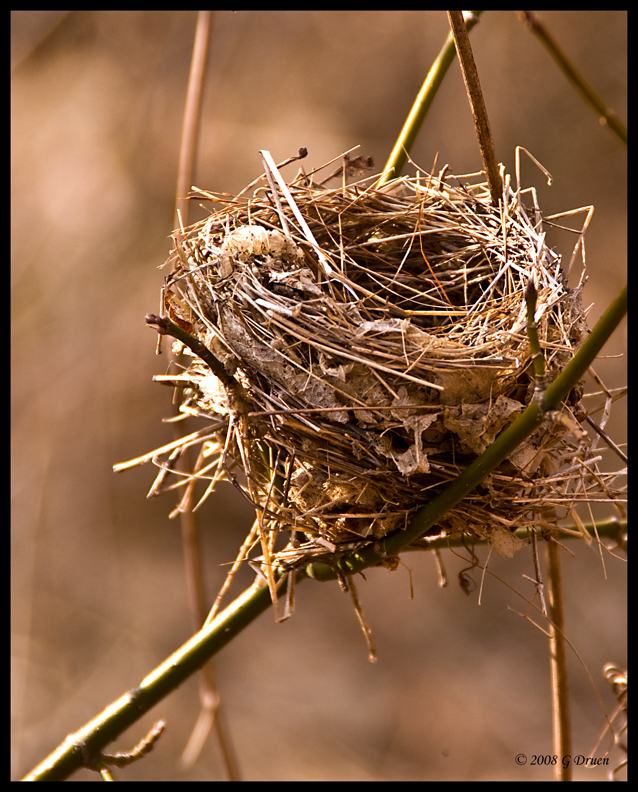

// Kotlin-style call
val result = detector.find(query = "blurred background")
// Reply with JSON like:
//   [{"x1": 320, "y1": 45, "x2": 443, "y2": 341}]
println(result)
[{"x1": 12, "y1": 11, "x2": 626, "y2": 781}]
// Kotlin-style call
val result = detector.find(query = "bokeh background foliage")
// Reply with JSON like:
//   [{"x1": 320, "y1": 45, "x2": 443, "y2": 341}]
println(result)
[{"x1": 12, "y1": 11, "x2": 625, "y2": 781}]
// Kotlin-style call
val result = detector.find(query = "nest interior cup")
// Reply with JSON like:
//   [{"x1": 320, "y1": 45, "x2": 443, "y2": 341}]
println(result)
[{"x1": 158, "y1": 154, "x2": 591, "y2": 564}]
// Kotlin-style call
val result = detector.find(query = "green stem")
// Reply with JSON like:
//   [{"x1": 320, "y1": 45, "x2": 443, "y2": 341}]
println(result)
[
  {"x1": 519, "y1": 11, "x2": 627, "y2": 147},
  {"x1": 24, "y1": 514, "x2": 626, "y2": 781},
  {"x1": 23, "y1": 575, "x2": 285, "y2": 781},
  {"x1": 406, "y1": 518, "x2": 625, "y2": 552}
]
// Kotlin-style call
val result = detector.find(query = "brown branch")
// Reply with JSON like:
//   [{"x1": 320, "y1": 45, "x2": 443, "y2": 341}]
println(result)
[
  {"x1": 546, "y1": 536, "x2": 572, "y2": 781},
  {"x1": 146, "y1": 314, "x2": 236, "y2": 391},
  {"x1": 174, "y1": 11, "x2": 212, "y2": 229},
  {"x1": 447, "y1": 11, "x2": 502, "y2": 204}
]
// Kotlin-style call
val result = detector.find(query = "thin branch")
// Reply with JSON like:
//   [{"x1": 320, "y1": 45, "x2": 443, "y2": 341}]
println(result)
[
  {"x1": 406, "y1": 518, "x2": 625, "y2": 553},
  {"x1": 525, "y1": 277, "x2": 547, "y2": 391},
  {"x1": 23, "y1": 577, "x2": 282, "y2": 782},
  {"x1": 145, "y1": 314, "x2": 236, "y2": 390},
  {"x1": 519, "y1": 11, "x2": 627, "y2": 147},
  {"x1": 98, "y1": 720, "x2": 166, "y2": 769},
  {"x1": 546, "y1": 536, "x2": 572, "y2": 781},
  {"x1": 377, "y1": 10, "x2": 483, "y2": 187},
  {"x1": 175, "y1": 11, "x2": 212, "y2": 229},
  {"x1": 447, "y1": 10, "x2": 502, "y2": 205},
  {"x1": 530, "y1": 528, "x2": 548, "y2": 616}
]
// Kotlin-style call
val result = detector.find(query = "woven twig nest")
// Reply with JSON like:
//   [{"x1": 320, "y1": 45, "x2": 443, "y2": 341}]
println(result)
[{"x1": 155, "y1": 155, "x2": 596, "y2": 564}]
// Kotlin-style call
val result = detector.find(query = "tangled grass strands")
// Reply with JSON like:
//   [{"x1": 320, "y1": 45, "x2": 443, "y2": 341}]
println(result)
[{"x1": 123, "y1": 153, "x2": 625, "y2": 573}]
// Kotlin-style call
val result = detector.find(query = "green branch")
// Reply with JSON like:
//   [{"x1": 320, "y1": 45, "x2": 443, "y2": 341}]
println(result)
[
  {"x1": 23, "y1": 577, "x2": 283, "y2": 781},
  {"x1": 24, "y1": 512, "x2": 626, "y2": 780},
  {"x1": 24, "y1": 283, "x2": 626, "y2": 781},
  {"x1": 519, "y1": 11, "x2": 627, "y2": 147},
  {"x1": 406, "y1": 518, "x2": 625, "y2": 553}
]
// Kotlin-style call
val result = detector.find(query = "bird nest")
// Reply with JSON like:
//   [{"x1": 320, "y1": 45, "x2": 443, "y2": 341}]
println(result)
[{"x1": 137, "y1": 152, "x2": 616, "y2": 569}]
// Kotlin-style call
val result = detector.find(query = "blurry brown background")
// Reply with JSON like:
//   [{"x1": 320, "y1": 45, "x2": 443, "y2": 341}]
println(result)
[{"x1": 12, "y1": 11, "x2": 626, "y2": 781}]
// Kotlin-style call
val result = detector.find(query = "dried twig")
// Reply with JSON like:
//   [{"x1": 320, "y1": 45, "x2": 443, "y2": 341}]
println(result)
[
  {"x1": 447, "y1": 11, "x2": 502, "y2": 204},
  {"x1": 546, "y1": 536, "x2": 572, "y2": 781}
]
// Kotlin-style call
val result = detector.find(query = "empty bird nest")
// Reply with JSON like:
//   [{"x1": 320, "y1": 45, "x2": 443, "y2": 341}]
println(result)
[{"x1": 127, "y1": 149, "x2": 624, "y2": 570}]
